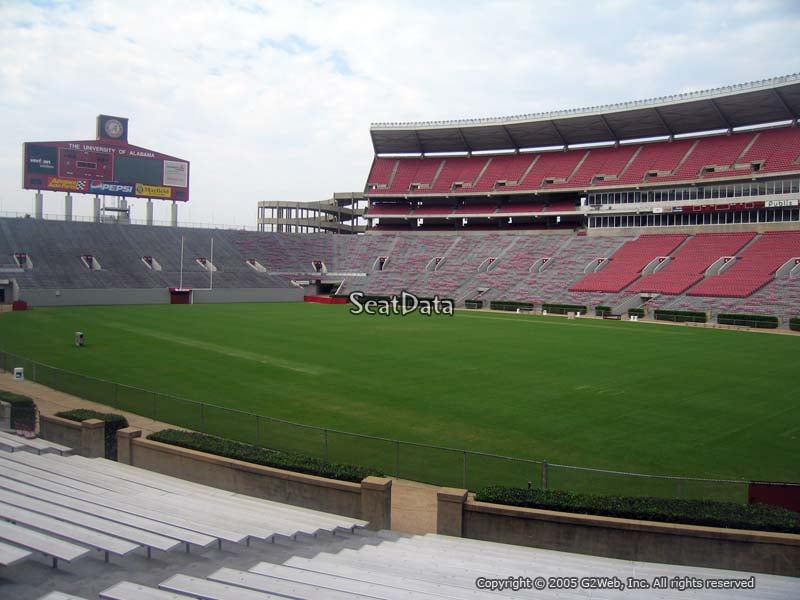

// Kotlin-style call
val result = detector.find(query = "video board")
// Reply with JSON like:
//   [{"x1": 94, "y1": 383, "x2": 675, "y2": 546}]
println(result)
[{"x1": 22, "y1": 134, "x2": 190, "y2": 201}]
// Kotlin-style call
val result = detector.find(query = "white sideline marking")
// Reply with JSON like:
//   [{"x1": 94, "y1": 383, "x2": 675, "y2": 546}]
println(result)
[{"x1": 105, "y1": 323, "x2": 333, "y2": 376}]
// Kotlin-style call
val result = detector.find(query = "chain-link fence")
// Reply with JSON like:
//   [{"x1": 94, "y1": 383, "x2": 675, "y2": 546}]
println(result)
[{"x1": 0, "y1": 351, "x2": 749, "y2": 502}]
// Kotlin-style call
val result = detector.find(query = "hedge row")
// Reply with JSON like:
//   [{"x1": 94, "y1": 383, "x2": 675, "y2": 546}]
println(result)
[
  {"x1": 791, "y1": 317, "x2": 800, "y2": 332},
  {"x1": 464, "y1": 300, "x2": 484, "y2": 309},
  {"x1": 594, "y1": 305, "x2": 611, "y2": 316},
  {"x1": 0, "y1": 391, "x2": 36, "y2": 430},
  {"x1": 654, "y1": 309, "x2": 707, "y2": 323},
  {"x1": 542, "y1": 303, "x2": 587, "y2": 315},
  {"x1": 147, "y1": 429, "x2": 381, "y2": 483},
  {"x1": 717, "y1": 313, "x2": 779, "y2": 329},
  {"x1": 490, "y1": 300, "x2": 534, "y2": 312},
  {"x1": 475, "y1": 486, "x2": 800, "y2": 534},
  {"x1": 56, "y1": 409, "x2": 128, "y2": 460}
]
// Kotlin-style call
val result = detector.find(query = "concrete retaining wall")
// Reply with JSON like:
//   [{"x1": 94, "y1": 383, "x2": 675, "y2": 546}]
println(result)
[
  {"x1": 39, "y1": 414, "x2": 104, "y2": 458},
  {"x1": 21, "y1": 287, "x2": 304, "y2": 307},
  {"x1": 117, "y1": 428, "x2": 391, "y2": 528},
  {"x1": 437, "y1": 491, "x2": 800, "y2": 577}
]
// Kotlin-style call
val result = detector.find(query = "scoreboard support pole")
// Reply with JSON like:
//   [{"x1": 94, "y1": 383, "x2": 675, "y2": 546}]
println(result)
[
  {"x1": 93, "y1": 195, "x2": 101, "y2": 223},
  {"x1": 65, "y1": 193, "x2": 73, "y2": 222},
  {"x1": 119, "y1": 198, "x2": 129, "y2": 224},
  {"x1": 171, "y1": 201, "x2": 178, "y2": 227},
  {"x1": 146, "y1": 200, "x2": 154, "y2": 226},
  {"x1": 34, "y1": 192, "x2": 43, "y2": 219}
]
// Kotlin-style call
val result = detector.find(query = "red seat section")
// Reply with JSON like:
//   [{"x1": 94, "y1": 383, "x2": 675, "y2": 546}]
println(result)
[
  {"x1": 519, "y1": 151, "x2": 586, "y2": 190},
  {"x1": 468, "y1": 154, "x2": 536, "y2": 192},
  {"x1": 366, "y1": 126, "x2": 800, "y2": 195},
  {"x1": 628, "y1": 232, "x2": 756, "y2": 294},
  {"x1": 549, "y1": 145, "x2": 638, "y2": 188},
  {"x1": 569, "y1": 234, "x2": 688, "y2": 293},
  {"x1": 367, "y1": 157, "x2": 397, "y2": 188},
  {"x1": 604, "y1": 139, "x2": 694, "y2": 186},
  {"x1": 424, "y1": 157, "x2": 489, "y2": 194},
  {"x1": 656, "y1": 132, "x2": 754, "y2": 183},
  {"x1": 373, "y1": 158, "x2": 442, "y2": 194},
  {"x1": 687, "y1": 231, "x2": 800, "y2": 298},
  {"x1": 738, "y1": 127, "x2": 800, "y2": 174}
]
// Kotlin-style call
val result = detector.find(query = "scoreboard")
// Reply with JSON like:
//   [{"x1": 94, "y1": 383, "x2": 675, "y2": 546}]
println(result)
[{"x1": 22, "y1": 116, "x2": 190, "y2": 202}]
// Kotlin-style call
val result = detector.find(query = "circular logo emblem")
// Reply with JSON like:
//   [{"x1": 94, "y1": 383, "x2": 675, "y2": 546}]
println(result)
[{"x1": 104, "y1": 118, "x2": 124, "y2": 139}]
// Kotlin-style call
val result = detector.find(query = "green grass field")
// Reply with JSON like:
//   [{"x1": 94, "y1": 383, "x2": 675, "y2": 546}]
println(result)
[{"x1": 1, "y1": 303, "x2": 798, "y2": 498}]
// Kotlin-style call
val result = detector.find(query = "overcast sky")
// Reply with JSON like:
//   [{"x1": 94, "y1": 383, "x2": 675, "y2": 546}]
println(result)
[{"x1": 1, "y1": 0, "x2": 799, "y2": 228}]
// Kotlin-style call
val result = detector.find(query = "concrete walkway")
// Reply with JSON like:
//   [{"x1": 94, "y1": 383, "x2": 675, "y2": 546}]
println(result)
[{"x1": 0, "y1": 372, "x2": 438, "y2": 534}]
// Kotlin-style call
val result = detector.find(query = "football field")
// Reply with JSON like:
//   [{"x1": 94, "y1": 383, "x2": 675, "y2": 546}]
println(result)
[{"x1": 1, "y1": 302, "x2": 798, "y2": 495}]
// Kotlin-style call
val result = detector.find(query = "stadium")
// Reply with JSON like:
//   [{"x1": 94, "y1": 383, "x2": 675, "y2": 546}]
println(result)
[{"x1": 1, "y1": 72, "x2": 800, "y2": 597}]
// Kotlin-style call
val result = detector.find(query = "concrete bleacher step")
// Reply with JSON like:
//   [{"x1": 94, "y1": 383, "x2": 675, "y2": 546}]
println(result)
[
  {"x1": 0, "y1": 462, "x2": 243, "y2": 548},
  {"x1": 282, "y1": 555, "x2": 506, "y2": 599},
  {"x1": 0, "y1": 485, "x2": 183, "y2": 554},
  {"x1": 66, "y1": 455, "x2": 368, "y2": 532},
  {"x1": 209, "y1": 566, "x2": 376, "y2": 599},
  {"x1": 247, "y1": 561, "x2": 469, "y2": 600},
  {"x1": 65, "y1": 456, "x2": 367, "y2": 537},
  {"x1": 100, "y1": 581, "x2": 195, "y2": 600},
  {"x1": 0, "y1": 501, "x2": 140, "y2": 560},
  {"x1": 159, "y1": 574, "x2": 284, "y2": 599},
  {"x1": 0, "y1": 432, "x2": 74, "y2": 456},
  {"x1": 12, "y1": 453, "x2": 310, "y2": 541},
  {"x1": 37, "y1": 592, "x2": 90, "y2": 600},
  {"x1": 0, "y1": 538, "x2": 32, "y2": 567},
  {"x1": 0, "y1": 520, "x2": 91, "y2": 568}
]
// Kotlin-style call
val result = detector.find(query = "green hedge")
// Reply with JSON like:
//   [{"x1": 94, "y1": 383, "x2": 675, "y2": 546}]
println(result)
[
  {"x1": 147, "y1": 429, "x2": 381, "y2": 483},
  {"x1": 654, "y1": 309, "x2": 706, "y2": 323},
  {"x1": 56, "y1": 409, "x2": 128, "y2": 460},
  {"x1": 791, "y1": 317, "x2": 800, "y2": 332},
  {"x1": 412, "y1": 296, "x2": 454, "y2": 307},
  {"x1": 490, "y1": 300, "x2": 534, "y2": 312},
  {"x1": 0, "y1": 391, "x2": 36, "y2": 431},
  {"x1": 717, "y1": 313, "x2": 779, "y2": 329},
  {"x1": 464, "y1": 300, "x2": 484, "y2": 309},
  {"x1": 475, "y1": 486, "x2": 800, "y2": 534},
  {"x1": 542, "y1": 303, "x2": 587, "y2": 315},
  {"x1": 628, "y1": 307, "x2": 645, "y2": 317},
  {"x1": 595, "y1": 305, "x2": 611, "y2": 317}
]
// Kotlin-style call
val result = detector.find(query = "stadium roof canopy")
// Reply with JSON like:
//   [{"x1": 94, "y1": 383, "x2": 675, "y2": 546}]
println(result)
[{"x1": 370, "y1": 73, "x2": 800, "y2": 155}]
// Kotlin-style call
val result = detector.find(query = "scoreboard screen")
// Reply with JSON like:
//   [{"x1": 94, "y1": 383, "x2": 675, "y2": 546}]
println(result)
[
  {"x1": 114, "y1": 155, "x2": 163, "y2": 186},
  {"x1": 22, "y1": 139, "x2": 189, "y2": 202}
]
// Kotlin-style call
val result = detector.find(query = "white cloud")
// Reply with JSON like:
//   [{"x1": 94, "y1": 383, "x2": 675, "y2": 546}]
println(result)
[{"x1": 0, "y1": 0, "x2": 799, "y2": 226}]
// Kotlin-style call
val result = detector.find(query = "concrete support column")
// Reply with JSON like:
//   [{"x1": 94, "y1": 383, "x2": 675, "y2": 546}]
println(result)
[
  {"x1": 119, "y1": 197, "x2": 128, "y2": 224},
  {"x1": 437, "y1": 487, "x2": 468, "y2": 536},
  {"x1": 35, "y1": 191, "x2": 43, "y2": 219},
  {"x1": 64, "y1": 193, "x2": 73, "y2": 222},
  {"x1": 171, "y1": 201, "x2": 178, "y2": 227},
  {"x1": 80, "y1": 418, "x2": 105, "y2": 458},
  {"x1": 93, "y1": 195, "x2": 101, "y2": 222},
  {"x1": 146, "y1": 199, "x2": 154, "y2": 225},
  {"x1": 360, "y1": 476, "x2": 392, "y2": 530},
  {"x1": 116, "y1": 427, "x2": 142, "y2": 465}
]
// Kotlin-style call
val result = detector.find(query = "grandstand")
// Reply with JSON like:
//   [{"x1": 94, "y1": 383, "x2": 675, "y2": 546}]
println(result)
[{"x1": 3, "y1": 74, "x2": 800, "y2": 599}]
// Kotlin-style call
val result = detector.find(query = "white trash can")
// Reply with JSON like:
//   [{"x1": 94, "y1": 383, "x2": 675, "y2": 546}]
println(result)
[{"x1": 13, "y1": 367, "x2": 24, "y2": 381}]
